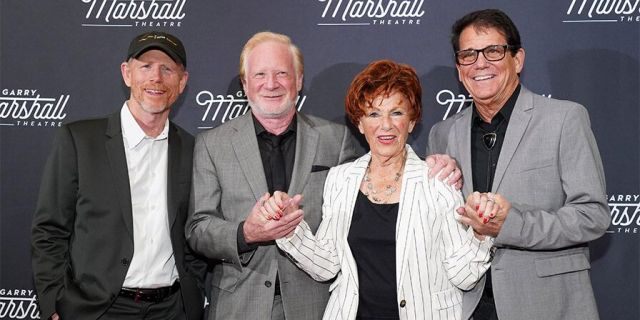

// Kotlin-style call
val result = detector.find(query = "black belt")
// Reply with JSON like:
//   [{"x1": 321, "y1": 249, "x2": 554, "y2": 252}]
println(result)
[{"x1": 119, "y1": 282, "x2": 180, "y2": 303}]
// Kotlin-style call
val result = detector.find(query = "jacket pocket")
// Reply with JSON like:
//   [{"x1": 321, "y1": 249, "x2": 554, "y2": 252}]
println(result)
[
  {"x1": 535, "y1": 252, "x2": 590, "y2": 277},
  {"x1": 431, "y1": 287, "x2": 462, "y2": 310},
  {"x1": 514, "y1": 157, "x2": 554, "y2": 173},
  {"x1": 211, "y1": 264, "x2": 240, "y2": 292}
]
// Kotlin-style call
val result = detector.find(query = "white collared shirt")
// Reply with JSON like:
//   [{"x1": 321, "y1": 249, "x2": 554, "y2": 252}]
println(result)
[{"x1": 120, "y1": 103, "x2": 178, "y2": 288}]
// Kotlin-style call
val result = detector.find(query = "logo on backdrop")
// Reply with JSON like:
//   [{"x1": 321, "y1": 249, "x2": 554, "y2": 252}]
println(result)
[
  {"x1": 0, "y1": 89, "x2": 69, "y2": 128},
  {"x1": 317, "y1": 0, "x2": 424, "y2": 26},
  {"x1": 0, "y1": 289, "x2": 39, "y2": 319},
  {"x1": 564, "y1": 0, "x2": 640, "y2": 23},
  {"x1": 608, "y1": 194, "x2": 640, "y2": 235},
  {"x1": 436, "y1": 89, "x2": 472, "y2": 120},
  {"x1": 80, "y1": 0, "x2": 186, "y2": 27},
  {"x1": 435, "y1": 89, "x2": 553, "y2": 120},
  {"x1": 195, "y1": 90, "x2": 307, "y2": 130}
]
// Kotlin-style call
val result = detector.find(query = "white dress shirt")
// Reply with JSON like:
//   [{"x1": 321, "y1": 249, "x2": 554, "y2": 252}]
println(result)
[{"x1": 120, "y1": 103, "x2": 178, "y2": 288}]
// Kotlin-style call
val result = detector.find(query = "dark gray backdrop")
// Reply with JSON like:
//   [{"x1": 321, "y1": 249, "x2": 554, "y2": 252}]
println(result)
[{"x1": 1, "y1": 1, "x2": 638, "y2": 319}]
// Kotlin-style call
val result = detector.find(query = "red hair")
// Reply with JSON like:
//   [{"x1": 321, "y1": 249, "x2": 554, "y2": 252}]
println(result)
[{"x1": 345, "y1": 59, "x2": 422, "y2": 126}]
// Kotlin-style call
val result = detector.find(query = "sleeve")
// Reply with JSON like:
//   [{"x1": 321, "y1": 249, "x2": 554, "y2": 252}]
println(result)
[
  {"x1": 185, "y1": 133, "x2": 252, "y2": 269},
  {"x1": 495, "y1": 104, "x2": 610, "y2": 249},
  {"x1": 275, "y1": 167, "x2": 343, "y2": 281},
  {"x1": 435, "y1": 176, "x2": 493, "y2": 290},
  {"x1": 426, "y1": 121, "x2": 448, "y2": 156},
  {"x1": 31, "y1": 125, "x2": 78, "y2": 319}
]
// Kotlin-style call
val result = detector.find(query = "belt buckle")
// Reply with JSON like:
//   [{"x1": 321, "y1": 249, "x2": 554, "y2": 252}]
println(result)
[{"x1": 134, "y1": 289, "x2": 142, "y2": 303}]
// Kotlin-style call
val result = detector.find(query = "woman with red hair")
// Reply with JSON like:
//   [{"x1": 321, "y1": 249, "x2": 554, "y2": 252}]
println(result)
[{"x1": 276, "y1": 60, "x2": 492, "y2": 320}]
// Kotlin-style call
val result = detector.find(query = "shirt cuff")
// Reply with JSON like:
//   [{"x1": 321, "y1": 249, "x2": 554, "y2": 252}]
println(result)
[{"x1": 237, "y1": 221, "x2": 259, "y2": 254}]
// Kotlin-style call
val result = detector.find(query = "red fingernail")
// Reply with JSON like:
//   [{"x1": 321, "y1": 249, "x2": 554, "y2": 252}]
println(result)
[
  {"x1": 475, "y1": 205, "x2": 480, "y2": 210},
  {"x1": 483, "y1": 218, "x2": 489, "y2": 223},
  {"x1": 478, "y1": 212, "x2": 483, "y2": 218}
]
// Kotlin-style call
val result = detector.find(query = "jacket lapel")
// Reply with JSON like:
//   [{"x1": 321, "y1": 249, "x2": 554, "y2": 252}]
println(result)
[
  {"x1": 231, "y1": 113, "x2": 269, "y2": 200},
  {"x1": 166, "y1": 122, "x2": 181, "y2": 227},
  {"x1": 492, "y1": 87, "x2": 533, "y2": 192},
  {"x1": 104, "y1": 113, "x2": 134, "y2": 236},
  {"x1": 289, "y1": 113, "x2": 319, "y2": 195},
  {"x1": 341, "y1": 154, "x2": 369, "y2": 293},
  {"x1": 395, "y1": 147, "x2": 422, "y2": 289},
  {"x1": 453, "y1": 109, "x2": 475, "y2": 197}
]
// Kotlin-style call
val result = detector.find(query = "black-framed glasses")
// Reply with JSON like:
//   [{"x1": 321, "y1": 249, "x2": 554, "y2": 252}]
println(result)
[
  {"x1": 482, "y1": 132, "x2": 497, "y2": 150},
  {"x1": 455, "y1": 44, "x2": 517, "y2": 66}
]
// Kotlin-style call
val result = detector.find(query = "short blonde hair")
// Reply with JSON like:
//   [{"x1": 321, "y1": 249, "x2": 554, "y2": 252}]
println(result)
[{"x1": 239, "y1": 31, "x2": 304, "y2": 80}]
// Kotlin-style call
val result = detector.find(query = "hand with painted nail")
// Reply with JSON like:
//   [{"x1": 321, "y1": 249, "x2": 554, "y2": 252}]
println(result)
[
  {"x1": 262, "y1": 191, "x2": 303, "y2": 221},
  {"x1": 457, "y1": 191, "x2": 509, "y2": 238},
  {"x1": 243, "y1": 192, "x2": 305, "y2": 243}
]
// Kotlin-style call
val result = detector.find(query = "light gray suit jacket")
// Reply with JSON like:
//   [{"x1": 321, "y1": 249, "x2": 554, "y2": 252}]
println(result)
[
  {"x1": 186, "y1": 112, "x2": 359, "y2": 319},
  {"x1": 427, "y1": 86, "x2": 610, "y2": 320}
]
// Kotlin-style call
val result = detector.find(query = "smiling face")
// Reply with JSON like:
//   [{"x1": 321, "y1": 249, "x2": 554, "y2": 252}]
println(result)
[
  {"x1": 357, "y1": 91, "x2": 415, "y2": 161},
  {"x1": 456, "y1": 26, "x2": 524, "y2": 110},
  {"x1": 241, "y1": 40, "x2": 303, "y2": 121},
  {"x1": 121, "y1": 49, "x2": 188, "y2": 119}
]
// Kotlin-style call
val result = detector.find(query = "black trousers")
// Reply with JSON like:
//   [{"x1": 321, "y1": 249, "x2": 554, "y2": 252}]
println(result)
[{"x1": 472, "y1": 271, "x2": 499, "y2": 320}]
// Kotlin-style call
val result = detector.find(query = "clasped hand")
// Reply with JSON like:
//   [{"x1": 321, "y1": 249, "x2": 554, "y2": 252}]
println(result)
[
  {"x1": 242, "y1": 191, "x2": 304, "y2": 243},
  {"x1": 456, "y1": 191, "x2": 511, "y2": 238}
]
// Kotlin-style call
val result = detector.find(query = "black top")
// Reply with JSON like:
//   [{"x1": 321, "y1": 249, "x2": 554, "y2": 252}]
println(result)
[
  {"x1": 348, "y1": 191, "x2": 400, "y2": 320},
  {"x1": 471, "y1": 85, "x2": 520, "y2": 193}
]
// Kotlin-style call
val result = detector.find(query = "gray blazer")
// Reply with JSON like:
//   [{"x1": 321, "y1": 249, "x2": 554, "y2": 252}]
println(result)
[
  {"x1": 186, "y1": 112, "x2": 359, "y2": 319},
  {"x1": 427, "y1": 86, "x2": 610, "y2": 320}
]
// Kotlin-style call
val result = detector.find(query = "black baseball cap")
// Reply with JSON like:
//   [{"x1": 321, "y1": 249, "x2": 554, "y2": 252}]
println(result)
[{"x1": 127, "y1": 31, "x2": 187, "y2": 67}]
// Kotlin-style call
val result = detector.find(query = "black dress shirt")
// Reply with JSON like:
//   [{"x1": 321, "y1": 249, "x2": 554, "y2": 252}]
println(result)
[
  {"x1": 237, "y1": 115, "x2": 297, "y2": 253},
  {"x1": 254, "y1": 115, "x2": 297, "y2": 194},
  {"x1": 470, "y1": 85, "x2": 519, "y2": 320},
  {"x1": 471, "y1": 85, "x2": 520, "y2": 193}
]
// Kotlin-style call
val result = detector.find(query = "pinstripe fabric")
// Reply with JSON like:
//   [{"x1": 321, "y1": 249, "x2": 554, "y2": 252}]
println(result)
[{"x1": 277, "y1": 146, "x2": 492, "y2": 320}]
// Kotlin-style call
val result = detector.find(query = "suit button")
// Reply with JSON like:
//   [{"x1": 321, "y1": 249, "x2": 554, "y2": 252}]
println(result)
[
  {"x1": 264, "y1": 281, "x2": 272, "y2": 288},
  {"x1": 399, "y1": 300, "x2": 406, "y2": 308},
  {"x1": 121, "y1": 258, "x2": 130, "y2": 266}
]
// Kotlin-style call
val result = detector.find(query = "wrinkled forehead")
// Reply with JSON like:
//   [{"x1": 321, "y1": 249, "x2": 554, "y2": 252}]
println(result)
[
  {"x1": 459, "y1": 25, "x2": 508, "y2": 48},
  {"x1": 246, "y1": 41, "x2": 299, "y2": 75}
]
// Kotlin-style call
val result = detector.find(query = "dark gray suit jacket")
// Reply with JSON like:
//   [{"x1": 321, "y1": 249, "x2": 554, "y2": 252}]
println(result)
[
  {"x1": 428, "y1": 87, "x2": 610, "y2": 320},
  {"x1": 186, "y1": 112, "x2": 360, "y2": 319},
  {"x1": 31, "y1": 112, "x2": 206, "y2": 320}
]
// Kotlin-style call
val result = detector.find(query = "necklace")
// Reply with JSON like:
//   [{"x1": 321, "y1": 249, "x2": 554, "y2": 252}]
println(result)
[
  {"x1": 363, "y1": 153, "x2": 406, "y2": 204},
  {"x1": 476, "y1": 114, "x2": 505, "y2": 151}
]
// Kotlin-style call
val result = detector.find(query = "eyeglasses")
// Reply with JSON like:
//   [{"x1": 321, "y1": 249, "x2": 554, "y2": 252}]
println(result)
[
  {"x1": 482, "y1": 132, "x2": 497, "y2": 150},
  {"x1": 455, "y1": 44, "x2": 517, "y2": 66}
]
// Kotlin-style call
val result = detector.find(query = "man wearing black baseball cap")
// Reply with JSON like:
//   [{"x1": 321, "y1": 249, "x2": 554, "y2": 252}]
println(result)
[
  {"x1": 32, "y1": 31, "x2": 205, "y2": 320},
  {"x1": 127, "y1": 31, "x2": 187, "y2": 67}
]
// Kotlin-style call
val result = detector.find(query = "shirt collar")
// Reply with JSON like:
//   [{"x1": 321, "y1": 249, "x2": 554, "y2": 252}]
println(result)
[
  {"x1": 121, "y1": 102, "x2": 169, "y2": 150},
  {"x1": 252, "y1": 113, "x2": 297, "y2": 137},
  {"x1": 472, "y1": 84, "x2": 521, "y2": 126}
]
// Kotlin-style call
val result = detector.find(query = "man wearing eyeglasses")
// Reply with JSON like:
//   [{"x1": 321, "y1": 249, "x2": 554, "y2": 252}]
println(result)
[{"x1": 427, "y1": 9, "x2": 610, "y2": 320}]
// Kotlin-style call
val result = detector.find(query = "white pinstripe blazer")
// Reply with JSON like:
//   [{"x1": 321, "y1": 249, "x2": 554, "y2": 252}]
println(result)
[{"x1": 277, "y1": 146, "x2": 492, "y2": 320}]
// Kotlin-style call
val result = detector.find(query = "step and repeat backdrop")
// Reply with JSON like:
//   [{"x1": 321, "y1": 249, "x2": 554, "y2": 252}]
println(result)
[{"x1": 1, "y1": 0, "x2": 638, "y2": 319}]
